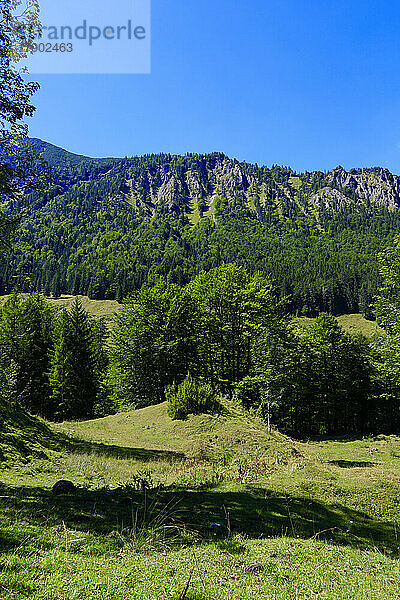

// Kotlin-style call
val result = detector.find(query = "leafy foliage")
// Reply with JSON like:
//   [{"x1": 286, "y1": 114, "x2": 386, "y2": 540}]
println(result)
[
  {"x1": 166, "y1": 373, "x2": 216, "y2": 420},
  {"x1": 110, "y1": 278, "x2": 195, "y2": 407},
  {"x1": 0, "y1": 1, "x2": 44, "y2": 254},
  {"x1": 112, "y1": 265, "x2": 282, "y2": 409}
]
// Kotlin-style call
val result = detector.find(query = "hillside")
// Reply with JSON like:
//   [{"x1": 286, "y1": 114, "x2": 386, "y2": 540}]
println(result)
[
  {"x1": 3, "y1": 139, "x2": 400, "y2": 313},
  {"x1": 28, "y1": 139, "x2": 400, "y2": 217},
  {"x1": 2, "y1": 402, "x2": 400, "y2": 598},
  {"x1": 0, "y1": 401, "x2": 64, "y2": 465}
]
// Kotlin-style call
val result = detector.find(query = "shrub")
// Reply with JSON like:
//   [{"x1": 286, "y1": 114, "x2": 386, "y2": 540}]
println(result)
[
  {"x1": 166, "y1": 373, "x2": 217, "y2": 420},
  {"x1": 234, "y1": 376, "x2": 263, "y2": 410},
  {"x1": 166, "y1": 380, "x2": 187, "y2": 420},
  {"x1": 197, "y1": 381, "x2": 215, "y2": 413}
]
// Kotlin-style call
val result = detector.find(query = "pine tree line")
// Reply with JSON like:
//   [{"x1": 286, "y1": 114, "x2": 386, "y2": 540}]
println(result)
[{"x1": 0, "y1": 294, "x2": 107, "y2": 420}]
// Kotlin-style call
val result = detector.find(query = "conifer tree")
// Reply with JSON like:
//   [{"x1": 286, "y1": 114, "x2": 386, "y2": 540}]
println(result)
[
  {"x1": 49, "y1": 298, "x2": 99, "y2": 419},
  {"x1": 0, "y1": 292, "x2": 55, "y2": 416},
  {"x1": 48, "y1": 309, "x2": 70, "y2": 419},
  {"x1": 17, "y1": 293, "x2": 55, "y2": 416}
]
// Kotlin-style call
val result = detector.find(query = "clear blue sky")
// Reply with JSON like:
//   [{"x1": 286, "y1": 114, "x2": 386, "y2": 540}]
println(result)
[{"x1": 28, "y1": 0, "x2": 400, "y2": 173}]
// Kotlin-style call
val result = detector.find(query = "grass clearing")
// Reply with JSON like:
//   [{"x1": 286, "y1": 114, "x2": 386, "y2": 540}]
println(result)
[
  {"x1": 1, "y1": 401, "x2": 400, "y2": 598},
  {"x1": 295, "y1": 313, "x2": 383, "y2": 338},
  {"x1": 289, "y1": 175, "x2": 302, "y2": 189},
  {"x1": 0, "y1": 294, "x2": 121, "y2": 323}
]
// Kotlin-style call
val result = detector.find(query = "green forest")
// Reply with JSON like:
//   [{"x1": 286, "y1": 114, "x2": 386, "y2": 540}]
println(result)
[
  {"x1": 3, "y1": 139, "x2": 400, "y2": 437},
  {"x1": 3, "y1": 0, "x2": 400, "y2": 440},
  {"x1": 2, "y1": 140, "x2": 400, "y2": 316},
  {"x1": 2, "y1": 250, "x2": 400, "y2": 437}
]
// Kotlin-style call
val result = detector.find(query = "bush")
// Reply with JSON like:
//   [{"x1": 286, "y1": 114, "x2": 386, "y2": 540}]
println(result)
[
  {"x1": 197, "y1": 381, "x2": 215, "y2": 413},
  {"x1": 166, "y1": 380, "x2": 186, "y2": 420},
  {"x1": 234, "y1": 376, "x2": 263, "y2": 410},
  {"x1": 166, "y1": 373, "x2": 217, "y2": 420}
]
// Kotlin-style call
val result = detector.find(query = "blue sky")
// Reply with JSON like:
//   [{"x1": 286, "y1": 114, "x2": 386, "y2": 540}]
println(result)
[{"x1": 28, "y1": 0, "x2": 400, "y2": 173}]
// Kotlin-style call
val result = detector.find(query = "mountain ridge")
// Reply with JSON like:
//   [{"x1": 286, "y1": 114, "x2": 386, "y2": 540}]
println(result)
[
  {"x1": 2, "y1": 138, "x2": 400, "y2": 315},
  {"x1": 27, "y1": 138, "x2": 400, "y2": 220}
]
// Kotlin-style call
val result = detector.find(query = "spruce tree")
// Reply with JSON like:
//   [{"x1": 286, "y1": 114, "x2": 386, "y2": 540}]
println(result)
[
  {"x1": 0, "y1": 293, "x2": 55, "y2": 416},
  {"x1": 49, "y1": 298, "x2": 99, "y2": 419},
  {"x1": 18, "y1": 293, "x2": 55, "y2": 416},
  {"x1": 48, "y1": 309, "x2": 70, "y2": 419}
]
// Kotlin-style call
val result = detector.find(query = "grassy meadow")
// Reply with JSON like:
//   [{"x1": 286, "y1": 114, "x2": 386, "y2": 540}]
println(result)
[
  {"x1": 1, "y1": 399, "x2": 400, "y2": 599},
  {"x1": 294, "y1": 313, "x2": 383, "y2": 338},
  {"x1": 0, "y1": 295, "x2": 122, "y2": 326},
  {"x1": 0, "y1": 295, "x2": 383, "y2": 337}
]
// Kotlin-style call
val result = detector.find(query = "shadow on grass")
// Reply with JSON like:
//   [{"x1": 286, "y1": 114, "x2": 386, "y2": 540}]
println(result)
[
  {"x1": 65, "y1": 437, "x2": 184, "y2": 461},
  {"x1": 296, "y1": 434, "x2": 370, "y2": 443},
  {"x1": 60, "y1": 435, "x2": 185, "y2": 461},
  {"x1": 0, "y1": 404, "x2": 184, "y2": 463},
  {"x1": 0, "y1": 531, "x2": 22, "y2": 554},
  {"x1": 0, "y1": 483, "x2": 398, "y2": 555},
  {"x1": 328, "y1": 460, "x2": 376, "y2": 468}
]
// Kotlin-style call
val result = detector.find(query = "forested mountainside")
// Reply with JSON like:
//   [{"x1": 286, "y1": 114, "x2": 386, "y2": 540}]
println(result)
[{"x1": 3, "y1": 138, "x2": 400, "y2": 314}]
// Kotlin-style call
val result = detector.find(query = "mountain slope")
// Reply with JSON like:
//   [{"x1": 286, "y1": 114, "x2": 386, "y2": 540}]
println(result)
[
  {"x1": 26, "y1": 140, "x2": 400, "y2": 218},
  {"x1": 3, "y1": 140, "x2": 400, "y2": 314},
  {"x1": 28, "y1": 138, "x2": 94, "y2": 167}
]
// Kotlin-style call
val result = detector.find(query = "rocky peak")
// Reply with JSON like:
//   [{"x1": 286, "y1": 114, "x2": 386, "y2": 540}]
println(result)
[{"x1": 313, "y1": 166, "x2": 400, "y2": 212}]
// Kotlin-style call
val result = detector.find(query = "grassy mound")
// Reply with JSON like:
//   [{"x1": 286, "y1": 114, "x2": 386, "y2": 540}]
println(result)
[
  {"x1": 0, "y1": 401, "x2": 64, "y2": 465},
  {"x1": 57, "y1": 400, "x2": 291, "y2": 458}
]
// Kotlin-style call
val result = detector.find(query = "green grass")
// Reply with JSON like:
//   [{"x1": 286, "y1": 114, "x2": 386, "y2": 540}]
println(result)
[
  {"x1": 187, "y1": 199, "x2": 202, "y2": 226},
  {"x1": 0, "y1": 294, "x2": 122, "y2": 323},
  {"x1": 1, "y1": 401, "x2": 400, "y2": 598},
  {"x1": 0, "y1": 401, "x2": 65, "y2": 465},
  {"x1": 295, "y1": 313, "x2": 383, "y2": 338},
  {"x1": 2, "y1": 533, "x2": 399, "y2": 599}
]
